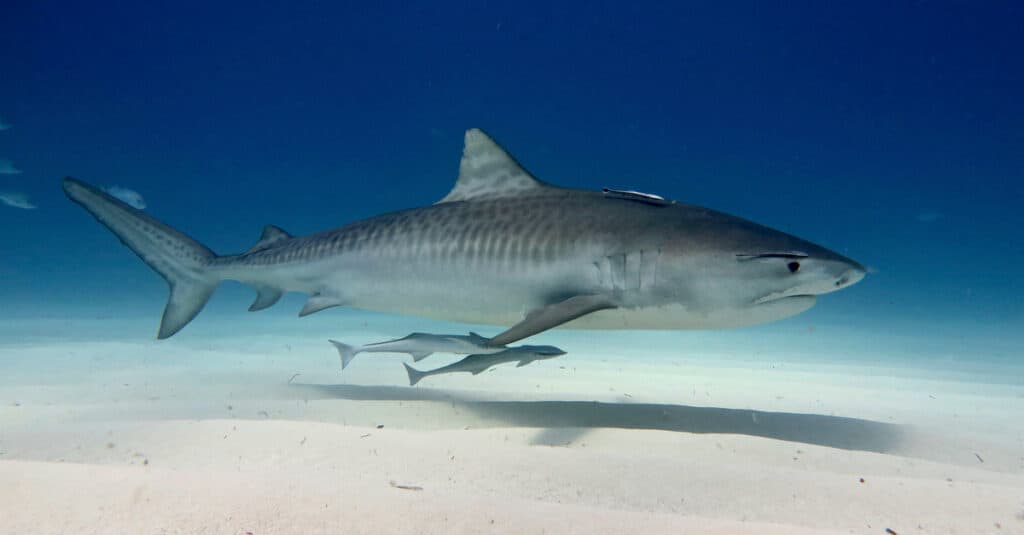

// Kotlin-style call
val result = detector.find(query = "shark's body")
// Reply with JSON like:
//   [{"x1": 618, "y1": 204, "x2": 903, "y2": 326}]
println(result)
[
  {"x1": 63, "y1": 129, "x2": 865, "y2": 343},
  {"x1": 403, "y1": 345, "x2": 567, "y2": 386},
  {"x1": 328, "y1": 332, "x2": 502, "y2": 369}
]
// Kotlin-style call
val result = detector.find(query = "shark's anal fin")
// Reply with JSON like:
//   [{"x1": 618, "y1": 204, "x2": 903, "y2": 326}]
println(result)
[
  {"x1": 248, "y1": 285, "x2": 284, "y2": 312},
  {"x1": 299, "y1": 293, "x2": 345, "y2": 317},
  {"x1": 487, "y1": 294, "x2": 617, "y2": 347}
]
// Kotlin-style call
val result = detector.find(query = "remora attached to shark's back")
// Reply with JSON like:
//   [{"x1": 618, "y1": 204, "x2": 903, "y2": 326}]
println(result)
[{"x1": 63, "y1": 128, "x2": 866, "y2": 341}]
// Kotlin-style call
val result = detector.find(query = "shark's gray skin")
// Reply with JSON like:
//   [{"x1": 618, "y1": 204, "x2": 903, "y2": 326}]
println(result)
[
  {"x1": 403, "y1": 345, "x2": 567, "y2": 386},
  {"x1": 62, "y1": 128, "x2": 866, "y2": 343},
  {"x1": 328, "y1": 332, "x2": 502, "y2": 369}
]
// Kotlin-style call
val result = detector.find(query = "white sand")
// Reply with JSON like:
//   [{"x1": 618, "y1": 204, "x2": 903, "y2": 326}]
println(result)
[{"x1": 1, "y1": 309, "x2": 1023, "y2": 533}]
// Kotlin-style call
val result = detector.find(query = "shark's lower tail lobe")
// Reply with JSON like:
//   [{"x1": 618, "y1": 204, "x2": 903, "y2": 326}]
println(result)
[{"x1": 63, "y1": 177, "x2": 218, "y2": 339}]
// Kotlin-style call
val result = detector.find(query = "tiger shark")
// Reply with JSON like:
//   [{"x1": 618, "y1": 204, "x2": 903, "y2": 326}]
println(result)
[{"x1": 62, "y1": 128, "x2": 865, "y2": 343}]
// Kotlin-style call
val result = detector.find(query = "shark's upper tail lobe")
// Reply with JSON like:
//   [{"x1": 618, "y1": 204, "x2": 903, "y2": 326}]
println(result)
[{"x1": 63, "y1": 177, "x2": 219, "y2": 339}]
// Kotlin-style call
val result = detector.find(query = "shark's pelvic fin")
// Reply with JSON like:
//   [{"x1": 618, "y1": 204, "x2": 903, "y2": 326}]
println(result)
[
  {"x1": 248, "y1": 285, "x2": 284, "y2": 312},
  {"x1": 437, "y1": 129, "x2": 553, "y2": 204},
  {"x1": 487, "y1": 294, "x2": 618, "y2": 347},
  {"x1": 410, "y1": 351, "x2": 432, "y2": 362},
  {"x1": 62, "y1": 177, "x2": 219, "y2": 339},
  {"x1": 299, "y1": 293, "x2": 345, "y2": 317},
  {"x1": 246, "y1": 225, "x2": 292, "y2": 254}
]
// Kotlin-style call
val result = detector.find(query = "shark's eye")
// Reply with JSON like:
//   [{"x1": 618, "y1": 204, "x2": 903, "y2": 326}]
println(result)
[{"x1": 787, "y1": 261, "x2": 801, "y2": 273}]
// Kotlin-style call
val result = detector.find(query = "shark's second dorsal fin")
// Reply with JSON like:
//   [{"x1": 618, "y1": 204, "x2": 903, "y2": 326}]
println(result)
[
  {"x1": 437, "y1": 129, "x2": 552, "y2": 204},
  {"x1": 246, "y1": 225, "x2": 292, "y2": 254}
]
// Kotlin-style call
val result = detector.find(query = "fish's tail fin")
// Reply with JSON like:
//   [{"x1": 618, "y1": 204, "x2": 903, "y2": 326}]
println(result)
[
  {"x1": 62, "y1": 177, "x2": 219, "y2": 339},
  {"x1": 328, "y1": 340, "x2": 360, "y2": 369},
  {"x1": 403, "y1": 363, "x2": 426, "y2": 386}
]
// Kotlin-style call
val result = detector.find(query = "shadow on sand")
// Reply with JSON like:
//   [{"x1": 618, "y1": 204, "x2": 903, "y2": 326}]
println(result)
[{"x1": 294, "y1": 383, "x2": 904, "y2": 454}]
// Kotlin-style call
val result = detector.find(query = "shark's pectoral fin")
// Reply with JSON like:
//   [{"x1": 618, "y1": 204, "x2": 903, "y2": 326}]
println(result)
[
  {"x1": 487, "y1": 294, "x2": 618, "y2": 347},
  {"x1": 410, "y1": 351, "x2": 432, "y2": 362},
  {"x1": 299, "y1": 293, "x2": 345, "y2": 317},
  {"x1": 248, "y1": 285, "x2": 284, "y2": 312}
]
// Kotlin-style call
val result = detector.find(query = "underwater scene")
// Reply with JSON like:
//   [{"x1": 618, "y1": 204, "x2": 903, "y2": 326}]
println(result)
[{"x1": 1, "y1": 2, "x2": 1022, "y2": 534}]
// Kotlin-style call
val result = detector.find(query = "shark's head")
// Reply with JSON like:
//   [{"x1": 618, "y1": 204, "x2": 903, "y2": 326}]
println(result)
[
  {"x1": 733, "y1": 248, "x2": 866, "y2": 306},
  {"x1": 659, "y1": 210, "x2": 866, "y2": 326}
]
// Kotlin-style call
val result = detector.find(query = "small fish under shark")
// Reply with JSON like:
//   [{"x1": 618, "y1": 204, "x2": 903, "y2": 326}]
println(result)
[
  {"x1": 328, "y1": 332, "x2": 505, "y2": 369},
  {"x1": 403, "y1": 345, "x2": 567, "y2": 386}
]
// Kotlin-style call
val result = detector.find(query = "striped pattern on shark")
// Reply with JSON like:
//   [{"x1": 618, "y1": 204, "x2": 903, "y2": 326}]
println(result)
[{"x1": 63, "y1": 128, "x2": 865, "y2": 342}]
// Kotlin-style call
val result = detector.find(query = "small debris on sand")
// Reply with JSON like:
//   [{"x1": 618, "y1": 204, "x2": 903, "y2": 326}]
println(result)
[{"x1": 389, "y1": 480, "x2": 423, "y2": 491}]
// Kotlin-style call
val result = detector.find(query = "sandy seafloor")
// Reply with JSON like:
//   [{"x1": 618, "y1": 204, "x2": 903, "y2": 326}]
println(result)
[{"x1": 1, "y1": 299, "x2": 1022, "y2": 534}]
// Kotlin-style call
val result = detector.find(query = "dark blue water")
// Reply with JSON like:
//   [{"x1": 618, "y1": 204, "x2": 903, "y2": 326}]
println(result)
[{"x1": 1, "y1": 1, "x2": 1021, "y2": 343}]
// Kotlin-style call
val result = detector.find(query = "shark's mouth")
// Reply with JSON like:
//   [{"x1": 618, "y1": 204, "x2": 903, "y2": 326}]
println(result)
[{"x1": 753, "y1": 293, "x2": 815, "y2": 305}]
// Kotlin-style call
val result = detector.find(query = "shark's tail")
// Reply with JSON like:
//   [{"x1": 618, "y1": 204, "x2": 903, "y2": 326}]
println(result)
[
  {"x1": 328, "y1": 340, "x2": 360, "y2": 369},
  {"x1": 403, "y1": 363, "x2": 426, "y2": 386},
  {"x1": 62, "y1": 177, "x2": 219, "y2": 339}
]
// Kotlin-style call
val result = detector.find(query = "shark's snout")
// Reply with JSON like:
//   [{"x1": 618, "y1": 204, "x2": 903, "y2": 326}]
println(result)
[{"x1": 834, "y1": 265, "x2": 866, "y2": 289}]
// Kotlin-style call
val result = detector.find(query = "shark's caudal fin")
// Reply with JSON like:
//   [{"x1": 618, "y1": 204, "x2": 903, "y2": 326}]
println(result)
[
  {"x1": 62, "y1": 177, "x2": 219, "y2": 339},
  {"x1": 403, "y1": 363, "x2": 426, "y2": 386},
  {"x1": 328, "y1": 340, "x2": 360, "y2": 369}
]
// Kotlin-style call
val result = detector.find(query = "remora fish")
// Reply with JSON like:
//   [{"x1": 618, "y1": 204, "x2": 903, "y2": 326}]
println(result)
[
  {"x1": 328, "y1": 332, "x2": 502, "y2": 369},
  {"x1": 403, "y1": 345, "x2": 567, "y2": 386},
  {"x1": 62, "y1": 128, "x2": 865, "y2": 342}
]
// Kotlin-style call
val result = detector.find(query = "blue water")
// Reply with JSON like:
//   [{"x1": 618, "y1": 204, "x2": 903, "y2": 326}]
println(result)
[
  {"x1": 3, "y1": 6, "x2": 1024, "y2": 531},
  {"x1": 1, "y1": 2, "x2": 1021, "y2": 341}
]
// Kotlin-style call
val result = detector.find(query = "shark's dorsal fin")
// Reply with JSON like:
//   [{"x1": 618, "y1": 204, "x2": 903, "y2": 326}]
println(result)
[
  {"x1": 437, "y1": 129, "x2": 552, "y2": 203},
  {"x1": 246, "y1": 225, "x2": 292, "y2": 254}
]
